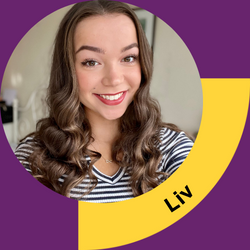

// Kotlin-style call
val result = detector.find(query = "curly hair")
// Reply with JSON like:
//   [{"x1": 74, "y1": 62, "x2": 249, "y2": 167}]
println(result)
[{"x1": 26, "y1": 0, "x2": 182, "y2": 198}]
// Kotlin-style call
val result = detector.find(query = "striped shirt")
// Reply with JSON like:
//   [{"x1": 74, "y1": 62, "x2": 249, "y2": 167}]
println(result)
[{"x1": 15, "y1": 127, "x2": 193, "y2": 203}]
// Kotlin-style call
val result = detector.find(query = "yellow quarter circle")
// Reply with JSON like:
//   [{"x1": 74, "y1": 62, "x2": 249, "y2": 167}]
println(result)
[{"x1": 78, "y1": 78, "x2": 250, "y2": 250}]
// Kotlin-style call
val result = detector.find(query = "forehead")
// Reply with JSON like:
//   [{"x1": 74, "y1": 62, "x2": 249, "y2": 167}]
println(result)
[{"x1": 74, "y1": 14, "x2": 138, "y2": 51}]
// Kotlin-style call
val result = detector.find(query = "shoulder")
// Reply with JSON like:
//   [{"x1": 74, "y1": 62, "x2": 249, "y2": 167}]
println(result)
[
  {"x1": 158, "y1": 127, "x2": 193, "y2": 150},
  {"x1": 15, "y1": 136, "x2": 36, "y2": 172},
  {"x1": 15, "y1": 136, "x2": 36, "y2": 153},
  {"x1": 158, "y1": 127, "x2": 194, "y2": 174}
]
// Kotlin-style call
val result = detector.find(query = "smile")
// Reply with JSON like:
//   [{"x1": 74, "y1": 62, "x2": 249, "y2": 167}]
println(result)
[
  {"x1": 94, "y1": 91, "x2": 127, "y2": 106},
  {"x1": 99, "y1": 92, "x2": 123, "y2": 100}
]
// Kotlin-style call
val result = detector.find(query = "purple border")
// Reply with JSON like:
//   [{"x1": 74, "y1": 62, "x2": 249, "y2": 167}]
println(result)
[
  {"x1": 1, "y1": 0, "x2": 250, "y2": 250},
  {"x1": 1, "y1": 0, "x2": 249, "y2": 79}
]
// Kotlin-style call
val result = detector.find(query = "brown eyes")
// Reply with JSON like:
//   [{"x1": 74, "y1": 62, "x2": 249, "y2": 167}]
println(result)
[
  {"x1": 81, "y1": 60, "x2": 99, "y2": 67},
  {"x1": 122, "y1": 55, "x2": 137, "y2": 63},
  {"x1": 81, "y1": 55, "x2": 138, "y2": 67}
]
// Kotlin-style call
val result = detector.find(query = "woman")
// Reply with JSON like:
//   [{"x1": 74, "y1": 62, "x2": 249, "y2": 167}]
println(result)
[{"x1": 15, "y1": 0, "x2": 193, "y2": 203}]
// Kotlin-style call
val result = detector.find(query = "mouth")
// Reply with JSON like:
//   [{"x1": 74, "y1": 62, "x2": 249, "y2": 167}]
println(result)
[
  {"x1": 94, "y1": 91, "x2": 127, "y2": 105},
  {"x1": 99, "y1": 92, "x2": 123, "y2": 100}
]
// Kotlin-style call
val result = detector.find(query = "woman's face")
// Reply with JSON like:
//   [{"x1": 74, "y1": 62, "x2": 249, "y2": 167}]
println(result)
[{"x1": 74, "y1": 14, "x2": 141, "y2": 121}]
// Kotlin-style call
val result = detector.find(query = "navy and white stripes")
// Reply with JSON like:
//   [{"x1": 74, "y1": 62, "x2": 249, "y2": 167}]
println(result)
[{"x1": 15, "y1": 127, "x2": 193, "y2": 203}]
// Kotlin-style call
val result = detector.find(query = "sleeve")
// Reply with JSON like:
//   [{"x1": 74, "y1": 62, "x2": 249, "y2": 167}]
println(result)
[
  {"x1": 14, "y1": 137, "x2": 34, "y2": 174},
  {"x1": 158, "y1": 128, "x2": 194, "y2": 175}
]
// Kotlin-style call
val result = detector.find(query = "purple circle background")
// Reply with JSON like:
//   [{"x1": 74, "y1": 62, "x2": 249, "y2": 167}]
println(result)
[{"x1": 0, "y1": 0, "x2": 249, "y2": 250}]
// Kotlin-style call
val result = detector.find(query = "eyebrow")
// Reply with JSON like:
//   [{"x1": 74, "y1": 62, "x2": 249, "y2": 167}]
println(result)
[
  {"x1": 75, "y1": 43, "x2": 139, "y2": 54},
  {"x1": 75, "y1": 45, "x2": 105, "y2": 54},
  {"x1": 121, "y1": 43, "x2": 138, "y2": 52}
]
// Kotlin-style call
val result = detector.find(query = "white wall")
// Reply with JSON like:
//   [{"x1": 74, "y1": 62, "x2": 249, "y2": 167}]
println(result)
[
  {"x1": 1, "y1": 4, "x2": 202, "y2": 141},
  {"x1": 151, "y1": 18, "x2": 202, "y2": 135},
  {"x1": 1, "y1": 5, "x2": 72, "y2": 139}
]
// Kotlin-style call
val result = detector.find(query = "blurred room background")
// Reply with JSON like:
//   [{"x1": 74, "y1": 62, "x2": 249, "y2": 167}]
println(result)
[{"x1": 0, "y1": 3, "x2": 202, "y2": 151}]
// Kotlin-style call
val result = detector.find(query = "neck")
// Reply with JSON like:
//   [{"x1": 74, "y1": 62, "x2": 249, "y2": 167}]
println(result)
[
  {"x1": 85, "y1": 109, "x2": 122, "y2": 170},
  {"x1": 86, "y1": 110, "x2": 120, "y2": 144}
]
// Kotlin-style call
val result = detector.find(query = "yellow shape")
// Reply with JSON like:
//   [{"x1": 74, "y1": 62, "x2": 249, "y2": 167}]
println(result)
[{"x1": 79, "y1": 78, "x2": 250, "y2": 250}]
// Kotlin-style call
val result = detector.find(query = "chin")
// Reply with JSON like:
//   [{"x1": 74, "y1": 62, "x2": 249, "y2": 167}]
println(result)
[{"x1": 101, "y1": 109, "x2": 126, "y2": 121}]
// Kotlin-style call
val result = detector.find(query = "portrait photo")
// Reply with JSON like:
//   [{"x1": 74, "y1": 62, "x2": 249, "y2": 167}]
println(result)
[{"x1": 1, "y1": 0, "x2": 202, "y2": 203}]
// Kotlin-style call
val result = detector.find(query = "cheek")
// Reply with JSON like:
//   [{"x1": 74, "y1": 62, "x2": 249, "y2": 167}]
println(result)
[
  {"x1": 76, "y1": 71, "x2": 98, "y2": 94},
  {"x1": 128, "y1": 67, "x2": 141, "y2": 90},
  {"x1": 77, "y1": 76, "x2": 87, "y2": 94}
]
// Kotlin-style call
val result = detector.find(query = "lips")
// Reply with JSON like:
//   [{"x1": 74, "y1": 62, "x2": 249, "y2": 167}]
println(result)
[{"x1": 94, "y1": 91, "x2": 127, "y2": 106}]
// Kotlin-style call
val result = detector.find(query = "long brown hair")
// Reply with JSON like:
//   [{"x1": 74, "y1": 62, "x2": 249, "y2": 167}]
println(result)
[{"x1": 27, "y1": 0, "x2": 181, "y2": 198}]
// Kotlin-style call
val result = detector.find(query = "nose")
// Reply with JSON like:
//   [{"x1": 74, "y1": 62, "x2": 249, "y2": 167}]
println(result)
[{"x1": 101, "y1": 63, "x2": 124, "y2": 86}]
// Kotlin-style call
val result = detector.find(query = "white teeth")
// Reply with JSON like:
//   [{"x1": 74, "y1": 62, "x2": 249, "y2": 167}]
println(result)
[{"x1": 100, "y1": 92, "x2": 123, "y2": 100}]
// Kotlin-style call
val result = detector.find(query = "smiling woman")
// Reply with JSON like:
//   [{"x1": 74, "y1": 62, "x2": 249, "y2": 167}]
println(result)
[
  {"x1": 14, "y1": 0, "x2": 194, "y2": 203},
  {"x1": 74, "y1": 14, "x2": 141, "y2": 121}
]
